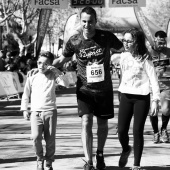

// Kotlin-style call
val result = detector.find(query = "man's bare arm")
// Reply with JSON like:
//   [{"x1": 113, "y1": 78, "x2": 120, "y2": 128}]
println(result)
[{"x1": 52, "y1": 55, "x2": 71, "y2": 68}]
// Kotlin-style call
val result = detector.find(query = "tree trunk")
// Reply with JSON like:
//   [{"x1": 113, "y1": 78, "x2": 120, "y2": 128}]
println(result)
[{"x1": 2, "y1": 0, "x2": 9, "y2": 33}]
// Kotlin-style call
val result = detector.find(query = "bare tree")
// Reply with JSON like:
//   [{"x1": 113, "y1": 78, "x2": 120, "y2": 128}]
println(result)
[
  {"x1": 47, "y1": 4, "x2": 78, "y2": 52},
  {"x1": 0, "y1": 0, "x2": 39, "y2": 56}
]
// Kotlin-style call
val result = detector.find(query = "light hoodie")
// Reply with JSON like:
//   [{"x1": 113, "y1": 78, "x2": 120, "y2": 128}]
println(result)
[
  {"x1": 21, "y1": 70, "x2": 57, "y2": 111},
  {"x1": 118, "y1": 52, "x2": 160, "y2": 101}
]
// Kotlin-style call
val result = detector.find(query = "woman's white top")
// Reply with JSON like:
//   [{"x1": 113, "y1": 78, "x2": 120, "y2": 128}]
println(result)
[{"x1": 118, "y1": 52, "x2": 160, "y2": 101}]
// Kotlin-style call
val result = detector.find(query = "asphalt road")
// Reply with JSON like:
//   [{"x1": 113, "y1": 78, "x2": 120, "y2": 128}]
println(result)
[{"x1": 0, "y1": 78, "x2": 170, "y2": 170}]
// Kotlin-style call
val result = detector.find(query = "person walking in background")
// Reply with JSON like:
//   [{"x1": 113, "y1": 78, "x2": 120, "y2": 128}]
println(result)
[
  {"x1": 149, "y1": 30, "x2": 170, "y2": 143},
  {"x1": 51, "y1": 6, "x2": 123, "y2": 170},
  {"x1": 21, "y1": 51, "x2": 62, "y2": 170},
  {"x1": 0, "y1": 50, "x2": 5, "y2": 71},
  {"x1": 117, "y1": 28, "x2": 160, "y2": 170}
]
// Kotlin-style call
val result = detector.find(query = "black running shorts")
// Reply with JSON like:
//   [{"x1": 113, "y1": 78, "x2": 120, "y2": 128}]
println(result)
[{"x1": 77, "y1": 90, "x2": 114, "y2": 119}]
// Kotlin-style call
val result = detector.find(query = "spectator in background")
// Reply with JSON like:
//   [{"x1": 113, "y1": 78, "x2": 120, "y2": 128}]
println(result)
[
  {"x1": 57, "y1": 44, "x2": 63, "y2": 58},
  {"x1": 4, "y1": 51, "x2": 13, "y2": 70},
  {"x1": 18, "y1": 57, "x2": 28, "y2": 75},
  {"x1": 5, "y1": 51, "x2": 12, "y2": 60},
  {"x1": 26, "y1": 58, "x2": 36, "y2": 72},
  {"x1": 149, "y1": 30, "x2": 170, "y2": 143},
  {"x1": 0, "y1": 50, "x2": 5, "y2": 71}
]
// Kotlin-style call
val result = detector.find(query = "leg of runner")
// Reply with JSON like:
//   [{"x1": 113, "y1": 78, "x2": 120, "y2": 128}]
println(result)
[
  {"x1": 95, "y1": 117, "x2": 108, "y2": 170},
  {"x1": 81, "y1": 114, "x2": 93, "y2": 165},
  {"x1": 96, "y1": 118, "x2": 108, "y2": 151}
]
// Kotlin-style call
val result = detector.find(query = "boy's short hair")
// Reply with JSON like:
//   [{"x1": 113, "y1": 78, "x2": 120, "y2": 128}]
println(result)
[{"x1": 39, "y1": 51, "x2": 54, "y2": 64}]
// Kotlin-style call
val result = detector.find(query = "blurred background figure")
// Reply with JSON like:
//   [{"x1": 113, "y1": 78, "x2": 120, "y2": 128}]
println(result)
[{"x1": 0, "y1": 50, "x2": 5, "y2": 71}]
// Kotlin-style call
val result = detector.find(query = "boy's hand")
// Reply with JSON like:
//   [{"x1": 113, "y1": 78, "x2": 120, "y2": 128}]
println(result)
[
  {"x1": 23, "y1": 111, "x2": 30, "y2": 120},
  {"x1": 27, "y1": 68, "x2": 39, "y2": 77}
]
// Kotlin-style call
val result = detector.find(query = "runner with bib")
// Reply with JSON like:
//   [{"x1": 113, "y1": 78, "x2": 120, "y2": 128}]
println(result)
[{"x1": 52, "y1": 6, "x2": 123, "y2": 170}]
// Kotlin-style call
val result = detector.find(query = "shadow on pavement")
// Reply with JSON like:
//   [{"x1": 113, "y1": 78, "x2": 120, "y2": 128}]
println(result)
[
  {"x1": 0, "y1": 157, "x2": 36, "y2": 164},
  {"x1": 55, "y1": 87, "x2": 76, "y2": 95},
  {"x1": 106, "y1": 167, "x2": 170, "y2": 170},
  {"x1": 0, "y1": 111, "x2": 23, "y2": 116},
  {"x1": 106, "y1": 167, "x2": 129, "y2": 170},
  {"x1": 0, "y1": 154, "x2": 85, "y2": 164},
  {"x1": 143, "y1": 166, "x2": 170, "y2": 170}
]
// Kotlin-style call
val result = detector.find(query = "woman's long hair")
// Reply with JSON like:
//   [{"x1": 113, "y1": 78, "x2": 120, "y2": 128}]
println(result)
[{"x1": 123, "y1": 28, "x2": 149, "y2": 60}]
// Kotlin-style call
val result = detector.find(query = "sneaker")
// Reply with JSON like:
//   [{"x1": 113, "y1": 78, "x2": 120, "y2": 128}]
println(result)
[
  {"x1": 45, "y1": 162, "x2": 53, "y2": 170},
  {"x1": 160, "y1": 129, "x2": 169, "y2": 143},
  {"x1": 96, "y1": 153, "x2": 106, "y2": 170},
  {"x1": 131, "y1": 166, "x2": 140, "y2": 170},
  {"x1": 118, "y1": 145, "x2": 132, "y2": 168},
  {"x1": 45, "y1": 166, "x2": 53, "y2": 170},
  {"x1": 83, "y1": 162, "x2": 95, "y2": 170},
  {"x1": 37, "y1": 160, "x2": 44, "y2": 170},
  {"x1": 153, "y1": 132, "x2": 160, "y2": 144}
]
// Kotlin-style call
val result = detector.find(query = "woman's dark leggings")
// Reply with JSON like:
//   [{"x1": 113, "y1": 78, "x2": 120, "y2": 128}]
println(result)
[{"x1": 118, "y1": 93, "x2": 150, "y2": 166}]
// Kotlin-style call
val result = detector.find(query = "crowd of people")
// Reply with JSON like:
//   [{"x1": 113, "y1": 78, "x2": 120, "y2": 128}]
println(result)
[
  {"x1": 17, "y1": 6, "x2": 170, "y2": 170},
  {"x1": 0, "y1": 50, "x2": 37, "y2": 83}
]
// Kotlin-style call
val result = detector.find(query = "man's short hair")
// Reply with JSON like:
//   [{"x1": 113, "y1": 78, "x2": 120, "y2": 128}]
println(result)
[
  {"x1": 80, "y1": 6, "x2": 97, "y2": 21},
  {"x1": 39, "y1": 51, "x2": 54, "y2": 64},
  {"x1": 155, "y1": 31, "x2": 167, "y2": 38}
]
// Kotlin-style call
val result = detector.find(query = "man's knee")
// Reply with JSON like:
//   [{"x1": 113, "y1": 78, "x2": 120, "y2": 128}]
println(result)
[
  {"x1": 161, "y1": 101, "x2": 170, "y2": 116},
  {"x1": 160, "y1": 91, "x2": 170, "y2": 116},
  {"x1": 161, "y1": 107, "x2": 170, "y2": 116},
  {"x1": 97, "y1": 118, "x2": 108, "y2": 130},
  {"x1": 31, "y1": 134, "x2": 42, "y2": 142},
  {"x1": 81, "y1": 114, "x2": 93, "y2": 130}
]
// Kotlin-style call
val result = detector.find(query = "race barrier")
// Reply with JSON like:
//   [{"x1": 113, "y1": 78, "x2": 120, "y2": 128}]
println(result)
[
  {"x1": 56, "y1": 71, "x2": 77, "y2": 88},
  {"x1": 0, "y1": 71, "x2": 77, "y2": 99},
  {"x1": 0, "y1": 71, "x2": 26, "y2": 99}
]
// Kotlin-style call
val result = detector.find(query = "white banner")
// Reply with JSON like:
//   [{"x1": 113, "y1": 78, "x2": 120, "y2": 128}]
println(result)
[
  {"x1": 0, "y1": 72, "x2": 26, "y2": 97},
  {"x1": 65, "y1": 71, "x2": 77, "y2": 85},
  {"x1": 109, "y1": 0, "x2": 146, "y2": 7},
  {"x1": 31, "y1": 0, "x2": 68, "y2": 9},
  {"x1": 0, "y1": 81, "x2": 6, "y2": 97},
  {"x1": 0, "y1": 71, "x2": 76, "y2": 97},
  {"x1": 56, "y1": 71, "x2": 77, "y2": 88}
]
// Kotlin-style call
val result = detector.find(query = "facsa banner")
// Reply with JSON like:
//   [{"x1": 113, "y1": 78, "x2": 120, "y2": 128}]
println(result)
[
  {"x1": 31, "y1": 0, "x2": 68, "y2": 9},
  {"x1": 109, "y1": 0, "x2": 146, "y2": 7}
]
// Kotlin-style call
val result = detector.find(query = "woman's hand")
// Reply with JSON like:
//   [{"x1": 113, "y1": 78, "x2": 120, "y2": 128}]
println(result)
[
  {"x1": 23, "y1": 111, "x2": 30, "y2": 120},
  {"x1": 150, "y1": 100, "x2": 159, "y2": 116}
]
